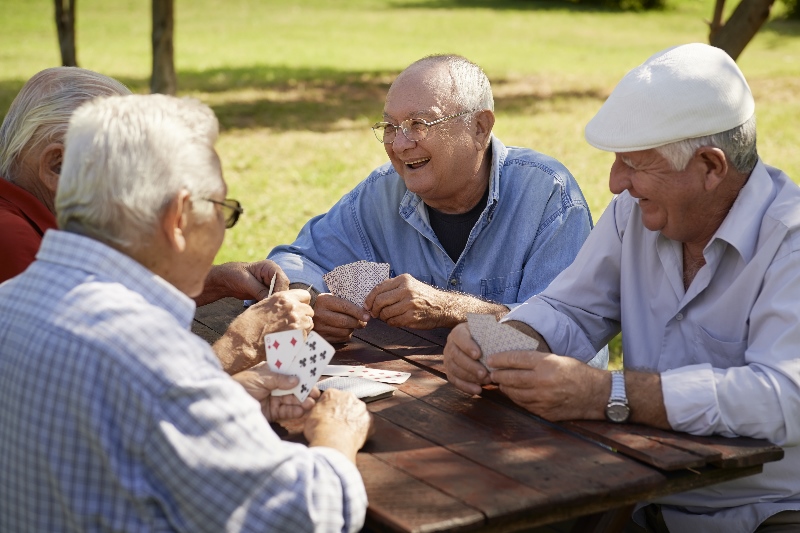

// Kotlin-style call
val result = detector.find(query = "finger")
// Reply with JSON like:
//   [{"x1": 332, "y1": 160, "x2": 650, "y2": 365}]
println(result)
[
  {"x1": 272, "y1": 269, "x2": 290, "y2": 293},
  {"x1": 319, "y1": 294, "x2": 370, "y2": 321},
  {"x1": 284, "y1": 288, "x2": 312, "y2": 305},
  {"x1": 448, "y1": 324, "x2": 482, "y2": 360},
  {"x1": 487, "y1": 350, "x2": 544, "y2": 371},
  {"x1": 363, "y1": 278, "x2": 399, "y2": 310},
  {"x1": 271, "y1": 373, "x2": 300, "y2": 391},
  {"x1": 371, "y1": 290, "x2": 408, "y2": 322}
]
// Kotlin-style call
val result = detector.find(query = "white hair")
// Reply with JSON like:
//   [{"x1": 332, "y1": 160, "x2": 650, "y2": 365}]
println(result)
[
  {"x1": 410, "y1": 54, "x2": 494, "y2": 114},
  {"x1": 57, "y1": 94, "x2": 222, "y2": 251},
  {"x1": 655, "y1": 115, "x2": 758, "y2": 174},
  {"x1": 0, "y1": 67, "x2": 131, "y2": 183}
]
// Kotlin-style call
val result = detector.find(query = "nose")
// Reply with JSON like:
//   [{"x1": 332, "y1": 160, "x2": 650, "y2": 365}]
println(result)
[
  {"x1": 390, "y1": 125, "x2": 416, "y2": 153},
  {"x1": 609, "y1": 154, "x2": 632, "y2": 195}
]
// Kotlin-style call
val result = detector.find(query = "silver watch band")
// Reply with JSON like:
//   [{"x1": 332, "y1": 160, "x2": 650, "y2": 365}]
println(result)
[{"x1": 610, "y1": 370, "x2": 627, "y2": 402}]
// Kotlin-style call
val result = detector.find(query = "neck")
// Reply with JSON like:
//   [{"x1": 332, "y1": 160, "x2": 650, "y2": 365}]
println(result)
[{"x1": 11, "y1": 167, "x2": 56, "y2": 214}]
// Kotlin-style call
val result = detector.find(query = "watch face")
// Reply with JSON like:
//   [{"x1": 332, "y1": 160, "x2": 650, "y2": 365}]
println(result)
[{"x1": 606, "y1": 402, "x2": 630, "y2": 423}]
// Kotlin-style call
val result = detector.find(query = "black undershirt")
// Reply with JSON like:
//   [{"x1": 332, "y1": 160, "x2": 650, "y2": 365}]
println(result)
[{"x1": 426, "y1": 183, "x2": 490, "y2": 263}]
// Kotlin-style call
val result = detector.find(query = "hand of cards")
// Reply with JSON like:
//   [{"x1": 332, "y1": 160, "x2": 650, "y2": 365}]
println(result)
[
  {"x1": 265, "y1": 330, "x2": 335, "y2": 402},
  {"x1": 467, "y1": 313, "x2": 540, "y2": 370},
  {"x1": 323, "y1": 260, "x2": 390, "y2": 307}
]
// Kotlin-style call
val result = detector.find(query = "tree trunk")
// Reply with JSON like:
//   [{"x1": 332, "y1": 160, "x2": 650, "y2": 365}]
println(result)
[
  {"x1": 151, "y1": 0, "x2": 176, "y2": 95},
  {"x1": 54, "y1": 0, "x2": 78, "y2": 67},
  {"x1": 710, "y1": 0, "x2": 776, "y2": 60}
]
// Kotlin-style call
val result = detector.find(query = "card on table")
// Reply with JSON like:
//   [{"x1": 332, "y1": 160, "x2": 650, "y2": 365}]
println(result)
[
  {"x1": 322, "y1": 260, "x2": 390, "y2": 307},
  {"x1": 466, "y1": 313, "x2": 540, "y2": 370},
  {"x1": 317, "y1": 376, "x2": 396, "y2": 403},
  {"x1": 267, "y1": 330, "x2": 335, "y2": 402},
  {"x1": 323, "y1": 364, "x2": 410, "y2": 384}
]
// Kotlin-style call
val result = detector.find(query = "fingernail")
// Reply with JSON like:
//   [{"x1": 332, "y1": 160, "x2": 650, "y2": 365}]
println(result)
[{"x1": 362, "y1": 313, "x2": 371, "y2": 321}]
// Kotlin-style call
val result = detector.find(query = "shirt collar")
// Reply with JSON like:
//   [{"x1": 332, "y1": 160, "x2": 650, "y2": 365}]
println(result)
[
  {"x1": 35, "y1": 230, "x2": 196, "y2": 328},
  {"x1": 710, "y1": 159, "x2": 774, "y2": 263}
]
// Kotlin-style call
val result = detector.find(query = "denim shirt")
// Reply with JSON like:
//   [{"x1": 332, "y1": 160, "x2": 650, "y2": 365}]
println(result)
[{"x1": 269, "y1": 136, "x2": 594, "y2": 309}]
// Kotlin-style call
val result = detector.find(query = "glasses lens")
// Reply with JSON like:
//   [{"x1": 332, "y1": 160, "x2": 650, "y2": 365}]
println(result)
[
  {"x1": 403, "y1": 119, "x2": 429, "y2": 142},
  {"x1": 223, "y1": 199, "x2": 242, "y2": 229},
  {"x1": 372, "y1": 123, "x2": 395, "y2": 144}
]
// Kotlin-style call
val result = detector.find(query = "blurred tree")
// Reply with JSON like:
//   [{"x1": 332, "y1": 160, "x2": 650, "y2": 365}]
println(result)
[
  {"x1": 54, "y1": 0, "x2": 77, "y2": 66},
  {"x1": 151, "y1": 0, "x2": 176, "y2": 95},
  {"x1": 709, "y1": 0, "x2": 776, "y2": 59}
]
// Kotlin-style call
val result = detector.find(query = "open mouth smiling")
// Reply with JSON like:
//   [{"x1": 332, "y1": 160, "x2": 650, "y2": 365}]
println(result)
[{"x1": 405, "y1": 157, "x2": 430, "y2": 169}]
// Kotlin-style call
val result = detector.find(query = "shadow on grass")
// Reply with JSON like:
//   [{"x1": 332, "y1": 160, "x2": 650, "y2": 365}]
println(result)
[
  {"x1": 0, "y1": 64, "x2": 608, "y2": 133},
  {"x1": 763, "y1": 17, "x2": 800, "y2": 37},
  {"x1": 391, "y1": 0, "x2": 646, "y2": 13}
]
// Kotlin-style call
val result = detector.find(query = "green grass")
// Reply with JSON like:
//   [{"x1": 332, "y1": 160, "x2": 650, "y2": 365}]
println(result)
[{"x1": 3, "y1": 0, "x2": 800, "y2": 366}]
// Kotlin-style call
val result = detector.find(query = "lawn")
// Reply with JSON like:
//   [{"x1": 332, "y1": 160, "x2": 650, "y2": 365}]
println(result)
[{"x1": 2, "y1": 0, "x2": 799, "y2": 365}]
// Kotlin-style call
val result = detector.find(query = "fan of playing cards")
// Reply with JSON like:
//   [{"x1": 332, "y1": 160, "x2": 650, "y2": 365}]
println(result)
[
  {"x1": 467, "y1": 313, "x2": 540, "y2": 370},
  {"x1": 322, "y1": 260, "x2": 390, "y2": 307},
  {"x1": 265, "y1": 330, "x2": 335, "y2": 402}
]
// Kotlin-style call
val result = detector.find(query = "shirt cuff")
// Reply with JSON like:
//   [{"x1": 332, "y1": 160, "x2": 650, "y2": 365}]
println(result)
[
  {"x1": 310, "y1": 446, "x2": 368, "y2": 531},
  {"x1": 661, "y1": 363, "x2": 722, "y2": 436}
]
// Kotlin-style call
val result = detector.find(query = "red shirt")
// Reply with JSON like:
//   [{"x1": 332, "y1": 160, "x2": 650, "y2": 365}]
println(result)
[{"x1": 0, "y1": 178, "x2": 57, "y2": 283}]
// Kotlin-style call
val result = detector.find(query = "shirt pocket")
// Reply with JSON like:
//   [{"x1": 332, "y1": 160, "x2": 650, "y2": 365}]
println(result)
[
  {"x1": 480, "y1": 269, "x2": 524, "y2": 303},
  {"x1": 691, "y1": 321, "x2": 748, "y2": 368}
]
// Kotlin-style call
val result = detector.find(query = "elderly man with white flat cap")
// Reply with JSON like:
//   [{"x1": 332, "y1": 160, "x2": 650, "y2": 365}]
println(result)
[{"x1": 443, "y1": 43, "x2": 800, "y2": 532}]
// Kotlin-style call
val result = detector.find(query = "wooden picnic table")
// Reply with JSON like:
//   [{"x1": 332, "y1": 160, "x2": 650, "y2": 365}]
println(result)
[{"x1": 194, "y1": 297, "x2": 784, "y2": 533}]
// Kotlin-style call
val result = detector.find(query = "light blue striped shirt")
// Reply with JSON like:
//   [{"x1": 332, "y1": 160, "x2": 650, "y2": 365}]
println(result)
[{"x1": 0, "y1": 230, "x2": 367, "y2": 533}]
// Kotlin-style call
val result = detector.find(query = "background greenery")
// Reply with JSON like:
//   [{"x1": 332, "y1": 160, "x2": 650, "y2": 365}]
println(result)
[{"x1": 2, "y1": 0, "x2": 799, "y2": 365}]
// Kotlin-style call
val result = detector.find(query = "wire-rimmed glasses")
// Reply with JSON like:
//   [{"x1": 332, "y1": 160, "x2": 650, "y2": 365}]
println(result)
[
  {"x1": 204, "y1": 198, "x2": 243, "y2": 229},
  {"x1": 372, "y1": 110, "x2": 472, "y2": 144}
]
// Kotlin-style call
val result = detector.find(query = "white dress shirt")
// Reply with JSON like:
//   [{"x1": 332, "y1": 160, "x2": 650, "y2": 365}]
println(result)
[{"x1": 505, "y1": 161, "x2": 800, "y2": 532}]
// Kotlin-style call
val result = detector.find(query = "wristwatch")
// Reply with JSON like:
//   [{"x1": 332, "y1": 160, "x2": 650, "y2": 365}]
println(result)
[{"x1": 605, "y1": 370, "x2": 630, "y2": 423}]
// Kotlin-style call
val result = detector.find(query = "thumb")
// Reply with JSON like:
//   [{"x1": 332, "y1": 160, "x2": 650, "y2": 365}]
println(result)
[{"x1": 271, "y1": 372, "x2": 300, "y2": 391}]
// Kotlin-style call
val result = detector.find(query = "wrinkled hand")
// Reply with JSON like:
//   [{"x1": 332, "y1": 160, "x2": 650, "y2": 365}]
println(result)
[
  {"x1": 232, "y1": 362, "x2": 320, "y2": 422},
  {"x1": 198, "y1": 260, "x2": 290, "y2": 306},
  {"x1": 443, "y1": 323, "x2": 492, "y2": 395},
  {"x1": 489, "y1": 351, "x2": 606, "y2": 421},
  {"x1": 364, "y1": 274, "x2": 450, "y2": 329},
  {"x1": 312, "y1": 293, "x2": 369, "y2": 343},
  {"x1": 213, "y1": 289, "x2": 313, "y2": 374},
  {"x1": 304, "y1": 388, "x2": 374, "y2": 464}
]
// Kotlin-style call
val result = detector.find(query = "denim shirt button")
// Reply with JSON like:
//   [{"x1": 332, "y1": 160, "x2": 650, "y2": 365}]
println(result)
[
  {"x1": 675, "y1": 312, "x2": 684, "y2": 321},
  {"x1": 450, "y1": 279, "x2": 457, "y2": 286}
]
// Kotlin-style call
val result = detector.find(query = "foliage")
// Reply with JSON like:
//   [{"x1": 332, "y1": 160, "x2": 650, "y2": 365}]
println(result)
[{"x1": 1, "y1": 0, "x2": 799, "y2": 368}]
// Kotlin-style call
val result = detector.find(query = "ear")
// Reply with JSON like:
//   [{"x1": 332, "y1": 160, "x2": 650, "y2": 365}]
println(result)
[
  {"x1": 695, "y1": 147, "x2": 728, "y2": 192},
  {"x1": 38, "y1": 143, "x2": 63, "y2": 193},
  {"x1": 472, "y1": 110, "x2": 495, "y2": 151},
  {"x1": 161, "y1": 189, "x2": 192, "y2": 253}
]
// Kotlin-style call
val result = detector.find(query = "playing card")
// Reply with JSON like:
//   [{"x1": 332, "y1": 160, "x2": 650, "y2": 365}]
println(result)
[
  {"x1": 466, "y1": 313, "x2": 540, "y2": 370},
  {"x1": 271, "y1": 331, "x2": 335, "y2": 402},
  {"x1": 317, "y1": 376, "x2": 396, "y2": 403},
  {"x1": 323, "y1": 260, "x2": 390, "y2": 307},
  {"x1": 323, "y1": 364, "x2": 410, "y2": 384},
  {"x1": 264, "y1": 330, "x2": 305, "y2": 372}
]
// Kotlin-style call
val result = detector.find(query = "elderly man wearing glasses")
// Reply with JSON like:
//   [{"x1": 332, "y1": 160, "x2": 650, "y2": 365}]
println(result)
[
  {"x1": 269, "y1": 54, "x2": 602, "y2": 357},
  {"x1": 0, "y1": 94, "x2": 373, "y2": 532}
]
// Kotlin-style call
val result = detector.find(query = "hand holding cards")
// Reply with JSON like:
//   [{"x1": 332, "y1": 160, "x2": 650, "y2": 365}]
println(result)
[
  {"x1": 323, "y1": 260, "x2": 390, "y2": 307},
  {"x1": 467, "y1": 313, "x2": 540, "y2": 370},
  {"x1": 265, "y1": 330, "x2": 335, "y2": 401}
]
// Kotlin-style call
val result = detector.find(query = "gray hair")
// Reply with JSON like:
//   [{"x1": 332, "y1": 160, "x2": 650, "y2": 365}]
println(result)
[
  {"x1": 0, "y1": 67, "x2": 131, "y2": 183},
  {"x1": 57, "y1": 94, "x2": 222, "y2": 251},
  {"x1": 655, "y1": 115, "x2": 758, "y2": 174},
  {"x1": 409, "y1": 54, "x2": 494, "y2": 114}
]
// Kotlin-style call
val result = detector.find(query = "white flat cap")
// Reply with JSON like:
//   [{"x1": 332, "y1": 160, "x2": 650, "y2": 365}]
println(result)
[{"x1": 585, "y1": 43, "x2": 755, "y2": 152}]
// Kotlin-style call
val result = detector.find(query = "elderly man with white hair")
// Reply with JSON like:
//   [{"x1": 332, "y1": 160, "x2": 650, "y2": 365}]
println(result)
[
  {"x1": 0, "y1": 67, "x2": 293, "y2": 310},
  {"x1": 268, "y1": 54, "x2": 605, "y2": 370},
  {"x1": 443, "y1": 43, "x2": 800, "y2": 532},
  {"x1": 0, "y1": 94, "x2": 372, "y2": 533}
]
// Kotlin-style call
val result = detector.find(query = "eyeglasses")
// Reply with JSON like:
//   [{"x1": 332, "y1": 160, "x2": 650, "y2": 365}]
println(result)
[
  {"x1": 204, "y1": 198, "x2": 243, "y2": 229},
  {"x1": 372, "y1": 110, "x2": 472, "y2": 144}
]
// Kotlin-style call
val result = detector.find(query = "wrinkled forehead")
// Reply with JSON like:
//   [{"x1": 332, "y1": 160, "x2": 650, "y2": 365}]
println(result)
[{"x1": 384, "y1": 63, "x2": 456, "y2": 119}]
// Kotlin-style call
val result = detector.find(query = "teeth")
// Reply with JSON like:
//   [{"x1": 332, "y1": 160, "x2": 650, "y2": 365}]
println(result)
[{"x1": 406, "y1": 158, "x2": 430, "y2": 165}]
